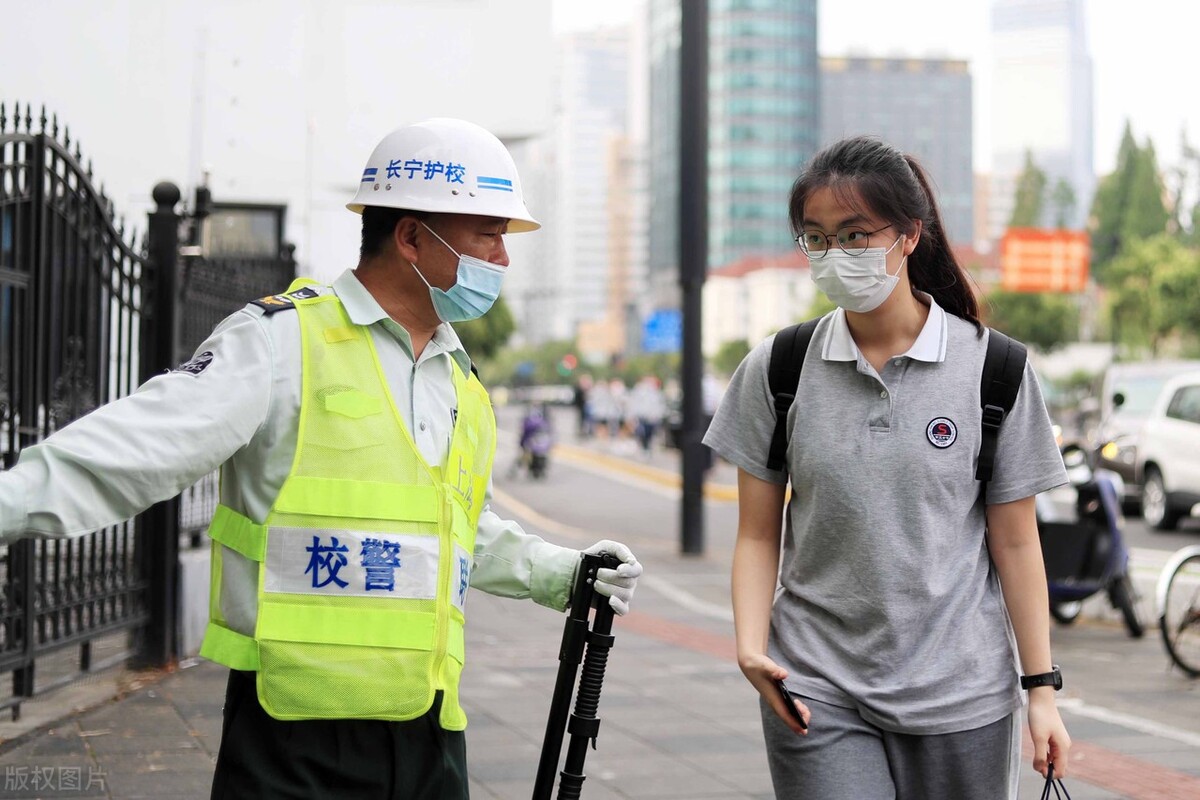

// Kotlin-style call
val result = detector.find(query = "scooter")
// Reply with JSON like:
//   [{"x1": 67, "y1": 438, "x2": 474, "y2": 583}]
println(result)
[
  {"x1": 1035, "y1": 443, "x2": 1145, "y2": 637},
  {"x1": 512, "y1": 405, "x2": 554, "y2": 480}
]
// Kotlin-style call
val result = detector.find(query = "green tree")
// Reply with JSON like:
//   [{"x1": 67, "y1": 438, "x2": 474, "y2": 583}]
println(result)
[
  {"x1": 983, "y1": 290, "x2": 1079, "y2": 352},
  {"x1": 1050, "y1": 178, "x2": 1077, "y2": 229},
  {"x1": 1181, "y1": 134, "x2": 1200, "y2": 245},
  {"x1": 612, "y1": 352, "x2": 681, "y2": 386},
  {"x1": 1155, "y1": 242, "x2": 1200, "y2": 345},
  {"x1": 479, "y1": 337, "x2": 577, "y2": 386},
  {"x1": 1125, "y1": 141, "x2": 1170, "y2": 241},
  {"x1": 711, "y1": 339, "x2": 750, "y2": 378},
  {"x1": 1106, "y1": 234, "x2": 1200, "y2": 355},
  {"x1": 1089, "y1": 121, "x2": 1170, "y2": 282},
  {"x1": 452, "y1": 296, "x2": 515, "y2": 362},
  {"x1": 1010, "y1": 150, "x2": 1048, "y2": 227},
  {"x1": 1091, "y1": 123, "x2": 1141, "y2": 271}
]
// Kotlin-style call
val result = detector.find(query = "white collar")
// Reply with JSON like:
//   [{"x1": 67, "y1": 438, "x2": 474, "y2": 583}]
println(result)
[
  {"x1": 332, "y1": 269, "x2": 471, "y2": 373},
  {"x1": 822, "y1": 292, "x2": 948, "y2": 363}
]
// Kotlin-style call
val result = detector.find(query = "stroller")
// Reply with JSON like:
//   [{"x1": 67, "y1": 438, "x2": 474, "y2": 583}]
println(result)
[{"x1": 1035, "y1": 443, "x2": 1145, "y2": 637}]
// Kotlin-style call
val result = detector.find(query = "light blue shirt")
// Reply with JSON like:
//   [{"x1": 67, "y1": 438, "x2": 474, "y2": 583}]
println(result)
[{"x1": 0, "y1": 269, "x2": 578, "y2": 610}]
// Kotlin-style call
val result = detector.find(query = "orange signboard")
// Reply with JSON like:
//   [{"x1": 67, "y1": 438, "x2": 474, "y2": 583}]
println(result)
[{"x1": 1000, "y1": 228, "x2": 1090, "y2": 293}]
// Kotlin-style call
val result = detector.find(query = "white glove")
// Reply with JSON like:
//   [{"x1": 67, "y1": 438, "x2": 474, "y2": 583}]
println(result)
[{"x1": 582, "y1": 540, "x2": 643, "y2": 616}]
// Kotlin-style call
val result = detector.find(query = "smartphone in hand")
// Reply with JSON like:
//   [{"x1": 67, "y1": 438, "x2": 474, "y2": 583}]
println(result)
[{"x1": 774, "y1": 679, "x2": 807, "y2": 730}]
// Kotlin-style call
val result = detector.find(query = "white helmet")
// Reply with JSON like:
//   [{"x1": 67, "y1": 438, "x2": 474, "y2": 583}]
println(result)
[{"x1": 346, "y1": 117, "x2": 540, "y2": 232}]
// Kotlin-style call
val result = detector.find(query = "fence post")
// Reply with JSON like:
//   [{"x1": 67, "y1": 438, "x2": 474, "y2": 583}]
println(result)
[
  {"x1": 9, "y1": 128, "x2": 51, "y2": 710},
  {"x1": 132, "y1": 182, "x2": 183, "y2": 668}
]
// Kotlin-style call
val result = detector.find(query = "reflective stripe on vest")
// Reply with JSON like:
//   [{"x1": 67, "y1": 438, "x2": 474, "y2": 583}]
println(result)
[{"x1": 199, "y1": 282, "x2": 495, "y2": 730}]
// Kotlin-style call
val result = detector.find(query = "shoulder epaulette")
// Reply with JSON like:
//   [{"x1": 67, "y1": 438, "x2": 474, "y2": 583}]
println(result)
[{"x1": 249, "y1": 285, "x2": 321, "y2": 314}]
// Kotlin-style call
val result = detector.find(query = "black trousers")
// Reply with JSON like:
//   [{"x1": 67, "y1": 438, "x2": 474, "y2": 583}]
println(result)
[{"x1": 210, "y1": 670, "x2": 468, "y2": 800}]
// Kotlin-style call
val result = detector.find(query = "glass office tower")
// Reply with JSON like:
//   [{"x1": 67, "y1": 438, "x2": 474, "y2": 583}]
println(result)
[
  {"x1": 990, "y1": 0, "x2": 1094, "y2": 238},
  {"x1": 821, "y1": 57, "x2": 975, "y2": 247},
  {"x1": 648, "y1": 0, "x2": 819, "y2": 302}
]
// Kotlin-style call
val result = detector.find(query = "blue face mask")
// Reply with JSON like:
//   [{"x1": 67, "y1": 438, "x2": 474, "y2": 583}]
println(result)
[{"x1": 411, "y1": 222, "x2": 506, "y2": 323}]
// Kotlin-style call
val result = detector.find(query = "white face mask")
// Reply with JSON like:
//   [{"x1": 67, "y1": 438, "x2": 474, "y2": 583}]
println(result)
[{"x1": 809, "y1": 235, "x2": 905, "y2": 313}]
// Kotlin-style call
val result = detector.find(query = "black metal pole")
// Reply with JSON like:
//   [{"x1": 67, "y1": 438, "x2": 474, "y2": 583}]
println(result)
[
  {"x1": 679, "y1": 0, "x2": 709, "y2": 555},
  {"x1": 132, "y1": 182, "x2": 182, "y2": 669},
  {"x1": 534, "y1": 554, "x2": 601, "y2": 799},
  {"x1": 555, "y1": 602, "x2": 615, "y2": 800},
  {"x1": 533, "y1": 553, "x2": 619, "y2": 800},
  {"x1": 11, "y1": 126, "x2": 51, "y2": 715}
]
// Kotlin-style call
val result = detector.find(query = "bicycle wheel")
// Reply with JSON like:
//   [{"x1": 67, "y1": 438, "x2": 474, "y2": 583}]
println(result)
[{"x1": 1160, "y1": 553, "x2": 1200, "y2": 677}]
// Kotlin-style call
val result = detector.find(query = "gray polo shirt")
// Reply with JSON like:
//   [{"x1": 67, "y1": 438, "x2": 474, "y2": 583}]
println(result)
[{"x1": 704, "y1": 298, "x2": 1067, "y2": 735}]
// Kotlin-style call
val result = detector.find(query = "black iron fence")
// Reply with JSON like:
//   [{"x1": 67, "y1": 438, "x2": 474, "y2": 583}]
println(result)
[
  {"x1": 175, "y1": 252, "x2": 295, "y2": 549},
  {"x1": 0, "y1": 104, "x2": 295, "y2": 719}
]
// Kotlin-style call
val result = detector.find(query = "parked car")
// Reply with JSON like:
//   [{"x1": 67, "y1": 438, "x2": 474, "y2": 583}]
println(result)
[
  {"x1": 1135, "y1": 371, "x2": 1200, "y2": 529},
  {"x1": 1092, "y1": 360, "x2": 1200, "y2": 507}
]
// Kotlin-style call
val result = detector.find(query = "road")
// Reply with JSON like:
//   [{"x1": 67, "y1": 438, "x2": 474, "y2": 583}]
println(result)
[{"x1": 1121, "y1": 515, "x2": 1200, "y2": 554}]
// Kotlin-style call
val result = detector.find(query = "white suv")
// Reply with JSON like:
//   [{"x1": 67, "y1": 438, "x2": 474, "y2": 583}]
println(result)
[{"x1": 1137, "y1": 371, "x2": 1200, "y2": 529}]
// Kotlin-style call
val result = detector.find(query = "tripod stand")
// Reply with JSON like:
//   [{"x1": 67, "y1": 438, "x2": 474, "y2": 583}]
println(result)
[{"x1": 532, "y1": 551, "x2": 621, "y2": 800}]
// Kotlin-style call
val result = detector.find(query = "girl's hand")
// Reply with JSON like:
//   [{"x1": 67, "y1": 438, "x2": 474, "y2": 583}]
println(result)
[
  {"x1": 1028, "y1": 690, "x2": 1071, "y2": 778},
  {"x1": 739, "y1": 652, "x2": 811, "y2": 735}
]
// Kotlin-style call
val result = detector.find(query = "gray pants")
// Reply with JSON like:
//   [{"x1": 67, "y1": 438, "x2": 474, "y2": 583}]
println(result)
[{"x1": 762, "y1": 695, "x2": 1019, "y2": 800}]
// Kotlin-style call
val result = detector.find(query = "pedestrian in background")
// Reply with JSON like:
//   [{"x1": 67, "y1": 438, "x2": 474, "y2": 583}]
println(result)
[
  {"x1": 572, "y1": 373, "x2": 594, "y2": 439},
  {"x1": 587, "y1": 379, "x2": 616, "y2": 440},
  {"x1": 0, "y1": 118, "x2": 642, "y2": 800},
  {"x1": 606, "y1": 377, "x2": 629, "y2": 439},
  {"x1": 627, "y1": 374, "x2": 667, "y2": 455},
  {"x1": 704, "y1": 136, "x2": 1070, "y2": 798}
]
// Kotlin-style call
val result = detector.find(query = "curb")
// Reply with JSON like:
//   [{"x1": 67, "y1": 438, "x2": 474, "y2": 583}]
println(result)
[{"x1": 552, "y1": 442, "x2": 739, "y2": 501}]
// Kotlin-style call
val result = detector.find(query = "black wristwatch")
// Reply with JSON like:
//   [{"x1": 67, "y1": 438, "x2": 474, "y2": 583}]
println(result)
[{"x1": 1020, "y1": 665, "x2": 1063, "y2": 691}]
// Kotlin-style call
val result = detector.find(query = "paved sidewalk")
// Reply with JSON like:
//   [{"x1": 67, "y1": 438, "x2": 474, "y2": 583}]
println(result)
[
  {"x1": 2, "y1": 574, "x2": 1199, "y2": 799},
  {"x1": 1, "y1": 423, "x2": 1198, "y2": 798}
]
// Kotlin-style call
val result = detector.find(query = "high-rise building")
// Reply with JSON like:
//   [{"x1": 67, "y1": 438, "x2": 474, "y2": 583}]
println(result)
[
  {"x1": 820, "y1": 57, "x2": 974, "y2": 247},
  {"x1": 505, "y1": 26, "x2": 646, "y2": 348},
  {"x1": 554, "y1": 29, "x2": 630, "y2": 328},
  {"x1": 989, "y1": 0, "x2": 1094, "y2": 241},
  {"x1": 647, "y1": 0, "x2": 819, "y2": 306}
]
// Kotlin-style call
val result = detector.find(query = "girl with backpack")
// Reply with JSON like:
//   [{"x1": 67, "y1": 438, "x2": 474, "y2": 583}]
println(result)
[{"x1": 703, "y1": 137, "x2": 1071, "y2": 799}]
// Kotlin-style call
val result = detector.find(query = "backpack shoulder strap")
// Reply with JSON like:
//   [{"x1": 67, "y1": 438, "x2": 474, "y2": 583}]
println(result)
[
  {"x1": 977, "y1": 328, "x2": 1027, "y2": 483},
  {"x1": 767, "y1": 319, "x2": 820, "y2": 472}
]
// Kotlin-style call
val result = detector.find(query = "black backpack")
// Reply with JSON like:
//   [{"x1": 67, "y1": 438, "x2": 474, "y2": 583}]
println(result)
[{"x1": 766, "y1": 320, "x2": 1026, "y2": 486}]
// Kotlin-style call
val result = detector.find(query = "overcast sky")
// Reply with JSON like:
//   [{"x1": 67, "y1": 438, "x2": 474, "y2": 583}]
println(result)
[{"x1": 552, "y1": 0, "x2": 1198, "y2": 176}]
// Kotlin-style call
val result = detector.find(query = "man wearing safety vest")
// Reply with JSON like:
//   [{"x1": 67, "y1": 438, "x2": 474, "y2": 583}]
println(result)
[{"x1": 0, "y1": 118, "x2": 643, "y2": 799}]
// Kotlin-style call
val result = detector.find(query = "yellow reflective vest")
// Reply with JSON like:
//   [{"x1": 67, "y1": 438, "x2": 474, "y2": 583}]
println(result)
[{"x1": 199, "y1": 283, "x2": 495, "y2": 730}]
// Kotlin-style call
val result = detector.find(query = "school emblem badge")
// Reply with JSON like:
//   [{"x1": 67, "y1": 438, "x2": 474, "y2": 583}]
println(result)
[{"x1": 926, "y1": 417, "x2": 957, "y2": 448}]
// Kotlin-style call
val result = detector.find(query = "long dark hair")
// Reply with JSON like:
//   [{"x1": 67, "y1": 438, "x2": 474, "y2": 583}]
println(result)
[{"x1": 788, "y1": 136, "x2": 980, "y2": 329}]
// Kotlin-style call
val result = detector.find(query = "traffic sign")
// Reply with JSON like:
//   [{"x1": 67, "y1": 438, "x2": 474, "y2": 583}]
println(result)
[{"x1": 642, "y1": 309, "x2": 682, "y2": 353}]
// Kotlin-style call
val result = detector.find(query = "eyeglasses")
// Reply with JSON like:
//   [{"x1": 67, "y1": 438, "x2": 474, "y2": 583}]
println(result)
[{"x1": 796, "y1": 224, "x2": 893, "y2": 259}]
